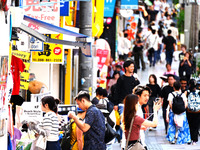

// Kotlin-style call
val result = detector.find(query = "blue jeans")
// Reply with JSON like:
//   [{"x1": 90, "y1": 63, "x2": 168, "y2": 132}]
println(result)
[
  {"x1": 153, "y1": 50, "x2": 158, "y2": 66},
  {"x1": 166, "y1": 50, "x2": 174, "y2": 65}
]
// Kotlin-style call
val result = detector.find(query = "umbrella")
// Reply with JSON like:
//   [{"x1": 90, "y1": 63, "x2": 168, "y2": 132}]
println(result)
[{"x1": 160, "y1": 74, "x2": 180, "y2": 82}]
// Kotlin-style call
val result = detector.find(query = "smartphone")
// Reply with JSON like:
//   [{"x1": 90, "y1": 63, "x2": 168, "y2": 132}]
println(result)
[{"x1": 155, "y1": 98, "x2": 160, "y2": 103}]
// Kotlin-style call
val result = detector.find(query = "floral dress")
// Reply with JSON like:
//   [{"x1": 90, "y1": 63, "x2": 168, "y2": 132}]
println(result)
[{"x1": 166, "y1": 110, "x2": 191, "y2": 144}]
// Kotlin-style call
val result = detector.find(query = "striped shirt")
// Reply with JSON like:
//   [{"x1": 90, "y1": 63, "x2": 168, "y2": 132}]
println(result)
[{"x1": 39, "y1": 111, "x2": 59, "y2": 141}]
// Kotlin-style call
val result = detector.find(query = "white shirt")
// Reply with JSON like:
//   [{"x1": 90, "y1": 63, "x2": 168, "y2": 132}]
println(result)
[
  {"x1": 154, "y1": 0, "x2": 161, "y2": 11},
  {"x1": 167, "y1": 90, "x2": 187, "y2": 104},
  {"x1": 164, "y1": 19, "x2": 173, "y2": 29},
  {"x1": 147, "y1": 34, "x2": 159, "y2": 51},
  {"x1": 168, "y1": 26, "x2": 179, "y2": 40}
]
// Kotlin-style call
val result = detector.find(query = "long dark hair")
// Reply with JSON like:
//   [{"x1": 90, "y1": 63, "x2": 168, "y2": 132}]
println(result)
[
  {"x1": 41, "y1": 96, "x2": 58, "y2": 113},
  {"x1": 123, "y1": 94, "x2": 139, "y2": 131},
  {"x1": 149, "y1": 74, "x2": 157, "y2": 84}
]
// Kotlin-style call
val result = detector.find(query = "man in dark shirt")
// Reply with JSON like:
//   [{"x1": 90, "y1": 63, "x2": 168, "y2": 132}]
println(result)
[
  {"x1": 162, "y1": 29, "x2": 176, "y2": 65},
  {"x1": 148, "y1": 5, "x2": 157, "y2": 24},
  {"x1": 68, "y1": 91, "x2": 106, "y2": 150},
  {"x1": 161, "y1": 74, "x2": 175, "y2": 134},
  {"x1": 113, "y1": 60, "x2": 140, "y2": 114},
  {"x1": 91, "y1": 87, "x2": 103, "y2": 105}
]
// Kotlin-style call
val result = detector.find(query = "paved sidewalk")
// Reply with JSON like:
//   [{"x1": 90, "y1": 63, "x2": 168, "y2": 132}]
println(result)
[{"x1": 145, "y1": 109, "x2": 200, "y2": 150}]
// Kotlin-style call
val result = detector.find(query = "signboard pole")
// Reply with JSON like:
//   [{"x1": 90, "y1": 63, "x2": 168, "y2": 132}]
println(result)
[{"x1": 78, "y1": 1, "x2": 93, "y2": 95}]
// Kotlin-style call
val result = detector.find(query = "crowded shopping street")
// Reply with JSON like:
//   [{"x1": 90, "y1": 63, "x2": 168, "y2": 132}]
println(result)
[{"x1": 1, "y1": 0, "x2": 200, "y2": 150}]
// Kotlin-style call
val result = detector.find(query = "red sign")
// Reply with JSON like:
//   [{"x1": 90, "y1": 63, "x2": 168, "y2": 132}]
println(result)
[
  {"x1": 54, "y1": 47, "x2": 62, "y2": 55},
  {"x1": 96, "y1": 49, "x2": 109, "y2": 70}
]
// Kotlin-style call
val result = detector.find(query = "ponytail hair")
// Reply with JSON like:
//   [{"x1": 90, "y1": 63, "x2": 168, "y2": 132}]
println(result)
[{"x1": 41, "y1": 96, "x2": 58, "y2": 113}]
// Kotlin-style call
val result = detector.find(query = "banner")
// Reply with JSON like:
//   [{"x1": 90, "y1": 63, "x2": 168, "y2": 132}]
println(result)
[
  {"x1": 31, "y1": 34, "x2": 64, "y2": 64},
  {"x1": 125, "y1": 14, "x2": 139, "y2": 40},
  {"x1": 22, "y1": 0, "x2": 60, "y2": 34},
  {"x1": 121, "y1": 0, "x2": 138, "y2": 9},
  {"x1": 104, "y1": 0, "x2": 116, "y2": 17}
]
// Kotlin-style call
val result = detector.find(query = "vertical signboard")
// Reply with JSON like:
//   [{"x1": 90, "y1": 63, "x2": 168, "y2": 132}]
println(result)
[
  {"x1": 104, "y1": 0, "x2": 116, "y2": 17},
  {"x1": 22, "y1": 0, "x2": 60, "y2": 34}
]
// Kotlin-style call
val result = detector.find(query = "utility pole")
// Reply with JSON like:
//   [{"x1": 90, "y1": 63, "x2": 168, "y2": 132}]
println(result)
[
  {"x1": 189, "y1": 3, "x2": 199, "y2": 54},
  {"x1": 78, "y1": 1, "x2": 93, "y2": 92}
]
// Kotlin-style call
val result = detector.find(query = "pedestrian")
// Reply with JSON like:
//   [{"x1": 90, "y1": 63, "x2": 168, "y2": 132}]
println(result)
[
  {"x1": 180, "y1": 77, "x2": 188, "y2": 94},
  {"x1": 146, "y1": 26, "x2": 159, "y2": 67},
  {"x1": 28, "y1": 96, "x2": 61, "y2": 150},
  {"x1": 146, "y1": 74, "x2": 161, "y2": 121},
  {"x1": 168, "y1": 22, "x2": 179, "y2": 41},
  {"x1": 161, "y1": 63, "x2": 176, "y2": 87},
  {"x1": 122, "y1": 94, "x2": 161, "y2": 149},
  {"x1": 162, "y1": 29, "x2": 176, "y2": 65},
  {"x1": 133, "y1": 85, "x2": 152, "y2": 149},
  {"x1": 164, "y1": 15, "x2": 173, "y2": 29},
  {"x1": 70, "y1": 108, "x2": 86, "y2": 150},
  {"x1": 91, "y1": 87, "x2": 103, "y2": 105},
  {"x1": 178, "y1": 52, "x2": 193, "y2": 82},
  {"x1": 107, "y1": 71, "x2": 120, "y2": 94},
  {"x1": 166, "y1": 81, "x2": 191, "y2": 144},
  {"x1": 148, "y1": 5, "x2": 157, "y2": 24},
  {"x1": 133, "y1": 31, "x2": 146, "y2": 71},
  {"x1": 161, "y1": 74, "x2": 175, "y2": 134},
  {"x1": 68, "y1": 91, "x2": 106, "y2": 150},
  {"x1": 179, "y1": 44, "x2": 187, "y2": 61},
  {"x1": 113, "y1": 60, "x2": 140, "y2": 149},
  {"x1": 186, "y1": 79, "x2": 200, "y2": 145},
  {"x1": 113, "y1": 60, "x2": 140, "y2": 114}
]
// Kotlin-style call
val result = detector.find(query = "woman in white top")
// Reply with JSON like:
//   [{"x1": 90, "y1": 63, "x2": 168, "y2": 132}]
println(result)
[{"x1": 31, "y1": 96, "x2": 61, "y2": 150}]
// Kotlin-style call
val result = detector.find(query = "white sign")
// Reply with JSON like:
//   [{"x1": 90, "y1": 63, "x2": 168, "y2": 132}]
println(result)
[
  {"x1": 22, "y1": 0, "x2": 60, "y2": 34},
  {"x1": 21, "y1": 102, "x2": 43, "y2": 121},
  {"x1": 30, "y1": 36, "x2": 44, "y2": 51}
]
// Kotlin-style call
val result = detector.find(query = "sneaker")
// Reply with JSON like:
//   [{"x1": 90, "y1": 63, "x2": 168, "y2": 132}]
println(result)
[
  {"x1": 192, "y1": 142, "x2": 197, "y2": 145},
  {"x1": 170, "y1": 141, "x2": 175, "y2": 144}
]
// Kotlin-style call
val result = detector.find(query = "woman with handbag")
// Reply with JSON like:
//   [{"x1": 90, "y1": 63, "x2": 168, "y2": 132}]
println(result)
[{"x1": 123, "y1": 94, "x2": 161, "y2": 150}]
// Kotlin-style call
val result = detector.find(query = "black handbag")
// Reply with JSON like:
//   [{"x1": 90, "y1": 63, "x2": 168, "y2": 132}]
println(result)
[{"x1": 104, "y1": 123, "x2": 119, "y2": 143}]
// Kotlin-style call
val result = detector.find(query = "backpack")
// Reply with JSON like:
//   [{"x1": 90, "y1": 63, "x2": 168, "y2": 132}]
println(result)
[
  {"x1": 171, "y1": 92, "x2": 185, "y2": 114},
  {"x1": 187, "y1": 90, "x2": 200, "y2": 112},
  {"x1": 60, "y1": 120, "x2": 76, "y2": 150}
]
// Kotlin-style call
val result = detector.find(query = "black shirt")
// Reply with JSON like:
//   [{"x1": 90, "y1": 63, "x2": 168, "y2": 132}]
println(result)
[
  {"x1": 162, "y1": 36, "x2": 176, "y2": 51},
  {"x1": 91, "y1": 97, "x2": 99, "y2": 105},
  {"x1": 146, "y1": 84, "x2": 161, "y2": 97},
  {"x1": 161, "y1": 85, "x2": 174, "y2": 109},
  {"x1": 148, "y1": 10, "x2": 157, "y2": 22},
  {"x1": 114, "y1": 75, "x2": 140, "y2": 105}
]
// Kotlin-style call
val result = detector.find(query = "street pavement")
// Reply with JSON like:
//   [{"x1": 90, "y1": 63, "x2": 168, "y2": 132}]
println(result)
[{"x1": 112, "y1": 57, "x2": 200, "y2": 150}]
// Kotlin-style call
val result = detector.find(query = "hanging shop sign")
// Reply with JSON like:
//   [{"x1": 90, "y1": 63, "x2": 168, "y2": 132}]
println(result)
[
  {"x1": 30, "y1": 36, "x2": 44, "y2": 51},
  {"x1": 21, "y1": 102, "x2": 43, "y2": 121},
  {"x1": 22, "y1": 0, "x2": 60, "y2": 34},
  {"x1": 104, "y1": 0, "x2": 116, "y2": 17},
  {"x1": 121, "y1": 0, "x2": 138, "y2": 10},
  {"x1": 31, "y1": 34, "x2": 64, "y2": 64},
  {"x1": 12, "y1": 51, "x2": 30, "y2": 60}
]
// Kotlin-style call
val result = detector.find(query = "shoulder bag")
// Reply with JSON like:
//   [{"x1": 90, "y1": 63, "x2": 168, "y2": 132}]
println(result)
[{"x1": 125, "y1": 116, "x2": 145, "y2": 150}]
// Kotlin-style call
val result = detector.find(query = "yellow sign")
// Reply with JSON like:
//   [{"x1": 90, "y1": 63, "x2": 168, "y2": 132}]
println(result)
[
  {"x1": 92, "y1": 0, "x2": 104, "y2": 37},
  {"x1": 20, "y1": 72, "x2": 30, "y2": 81},
  {"x1": 23, "y1": 62, "x2": 30, "y2": 71},
  {"x1": 20, "y1": 81, "x2": 29, "y2": 90},
  {"x1": 12, "y1": 51, "x2": 30, "y2": 60},
  {"x1": 31, "y1": 34, "x2": 63, "y2": 63}
]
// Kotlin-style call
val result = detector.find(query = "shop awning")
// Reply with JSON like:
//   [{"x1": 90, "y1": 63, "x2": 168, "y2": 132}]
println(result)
[{"x1": 18, "y1": 15, "x2": 91, "y2": 56}]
